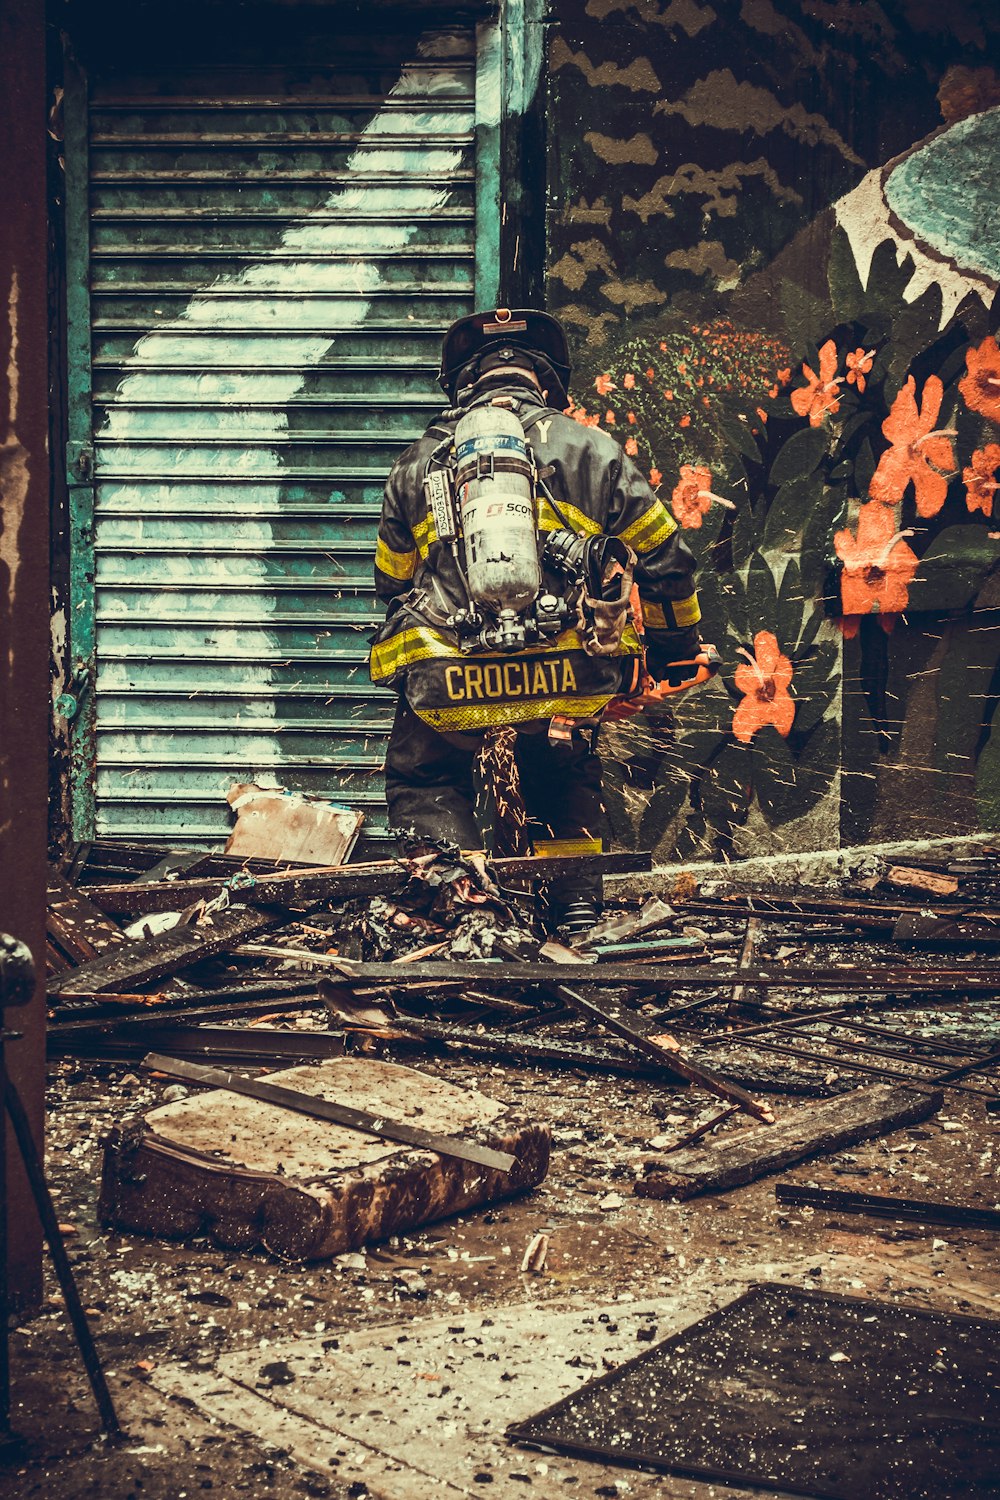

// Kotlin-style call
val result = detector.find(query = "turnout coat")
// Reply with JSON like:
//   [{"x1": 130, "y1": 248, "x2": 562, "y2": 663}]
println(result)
[{"x1": 369, "y1": 383, "x2": 702, "y2": 734}]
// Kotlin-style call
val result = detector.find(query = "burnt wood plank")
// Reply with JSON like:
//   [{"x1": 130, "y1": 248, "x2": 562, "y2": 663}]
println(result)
[
  {"x1": 46, "y1": 870, "x2": 128, "y2": 965},
  {"x1": 636, "y1": 1084, "x2": 942, "y2": 1200},
  {"x1": 893, "y1": 911, "x2": 1000, "y2": 948},
  {"x1": 85, "y1": 851, "x2": 653, "y2": 917},
  {"x1": 47, "y1": 906, "x2": 281, "y2": 997},
  {"x1": 294, "y1": 960, "x2": 1000, "y2": 990}
]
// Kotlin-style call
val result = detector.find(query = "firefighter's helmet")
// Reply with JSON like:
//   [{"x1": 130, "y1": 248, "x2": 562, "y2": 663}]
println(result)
[{"x1": 439, "y1": 308, "x2": 571, "y2": 406}]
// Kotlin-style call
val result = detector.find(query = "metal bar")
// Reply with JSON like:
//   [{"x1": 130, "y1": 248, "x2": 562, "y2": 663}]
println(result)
[
  {"x1": 2, "y1": 1070, "x2": 121, "y2": 1436},
  {"x1": 823, "y1": 1015, "x2": 991, "y2": 1058},
  {"x1": 700, "y1": 1033, "x2": 994, "y2": 1096},
  {"x1": 52, "y1": 1024, "x2": 347, "y2": 1064},
  {"x1": 657, "y1": 1105, "x2": 741, "y2": 1155},
  {"x1": 199, "y1": 959, "x2": 1000, "y2": 990},
  {"x1": 928, "y1": 1046, "x2": 1000, "y2": 1086},
  {"x1": 816, "y1": 1027, "x2": 995, "y2": 1073},
  {"x1": 63, "y1": 43, "x2": 97, "y2": 842},
  {"x1": 552, "y1": 984, "x2": 774, "y2": 1122},
  {"x1": 688, "y1": 1004, "x2": 855, "y2": 1047},
  {"x1": 142, "y1": 1053, "x2": 515, "y2": 1172},
  {"x1": 677, "y1": 895, "x2": 998, "y2": 927},
  {"x1": 386, "y1": 1019, "x2": 671, "y2": 1076},
  {"x1": 48, "y1": 991, "x2": 325, "y2": 1042},
  {"x1": 775, "y1": 1182, "x2": 1000, "y2": 1232},
  {"x1": 50, "y1": 972, "x2": 319, "y2": 1017}
]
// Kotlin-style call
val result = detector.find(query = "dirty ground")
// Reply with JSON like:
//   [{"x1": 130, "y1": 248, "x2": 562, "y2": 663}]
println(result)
[
  {"x1": 4, "y1": 1042, "x2": 997, "y2": 1499},
  {"x1": 9, "y1": 839, "x2": 1000, "y2": 1498}
]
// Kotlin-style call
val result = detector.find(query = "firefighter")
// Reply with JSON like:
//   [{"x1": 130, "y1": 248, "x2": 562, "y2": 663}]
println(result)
[{"x1": 369, "y1": 308, "x2": 705, "y2": 935}]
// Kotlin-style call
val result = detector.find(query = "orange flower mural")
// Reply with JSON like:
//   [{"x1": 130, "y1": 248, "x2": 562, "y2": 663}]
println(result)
[
  {"x1": 624, "y1": 436, "x2": 639, "y2": 457},
  {"x1": 869, "y1": 374, "x2": 957, "y2": 516},
  {"x1": 963, "y1": 444, "x2": 1000, "y2": 516},
  {"x1": 732, "y1": 631, "x2": 795, "y2": 743},
  {"x1": 594, "y1": 373, "x2": 615, "y2": 397},
  {"x1": 959, "y1": 335, "x2": 1000, "y2": 423},
  {"x1": 845, "y1": 347, "x2": 875, "y2": 393},
  {"x1": 790, "y1": 339, "x2": 842, "y2": 426},
  {"x1": 834, "y1": 501, "x2": 918, "y2": 630},
  {"x1": 670, "y1": 464, "x2": 735, "y2": 528}
]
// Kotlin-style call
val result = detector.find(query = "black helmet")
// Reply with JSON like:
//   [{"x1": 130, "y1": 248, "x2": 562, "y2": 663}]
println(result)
[{"x1": 439, "y1": 307, "x2": 571, "y2": 405}]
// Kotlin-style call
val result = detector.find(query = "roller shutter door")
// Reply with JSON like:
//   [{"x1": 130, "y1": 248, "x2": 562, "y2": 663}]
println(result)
[{"x1": 74, "y1": 25, "x2": 482, "y2": 847}]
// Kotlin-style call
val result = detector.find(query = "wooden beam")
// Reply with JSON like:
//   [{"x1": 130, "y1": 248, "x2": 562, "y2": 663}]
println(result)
[
  {"x1": 636, "y1": 1085, "x2": 942, "y2": 1200},
  {"x1": 48, "y1": 907, "x2": 281, "y2": 997},
  {"x1": 86, "y1": 851, "x2": 654, "y2": 917},
  {"x1": 46, "y1": 871, "x2": 127, "y2": 966}
]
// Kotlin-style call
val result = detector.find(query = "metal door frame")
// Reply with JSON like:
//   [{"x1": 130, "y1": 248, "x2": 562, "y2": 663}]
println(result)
[{"x1": 60, "y1": 4, "x2": 539, "y2": 843}]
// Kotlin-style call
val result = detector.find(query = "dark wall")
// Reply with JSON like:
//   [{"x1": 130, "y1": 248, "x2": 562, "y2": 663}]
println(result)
[
  {"x1": 543, "y1": 0, "x2": 1000, "y2": 857},
  {"x1": 0, "y1": 0, "x2": 52, "y2": 1306}
]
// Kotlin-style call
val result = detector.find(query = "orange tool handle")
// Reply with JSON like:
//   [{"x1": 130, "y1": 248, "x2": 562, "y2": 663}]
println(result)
[
  {"x1": 651, "y1": 643, "x2": 722, "y2": 695},
  {"x1": 602, "y1": 644, "x2": 721, "y2": 722}
]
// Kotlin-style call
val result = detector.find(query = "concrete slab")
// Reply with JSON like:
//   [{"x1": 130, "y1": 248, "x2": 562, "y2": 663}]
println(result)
[{"x1": 151, "y1": 1284, "x2": 792, "y2": 1499}]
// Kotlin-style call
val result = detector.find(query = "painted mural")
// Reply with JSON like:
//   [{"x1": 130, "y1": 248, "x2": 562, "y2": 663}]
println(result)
[{"x1": 544, "y1": 0, "x2": 1000, "y2": 857}]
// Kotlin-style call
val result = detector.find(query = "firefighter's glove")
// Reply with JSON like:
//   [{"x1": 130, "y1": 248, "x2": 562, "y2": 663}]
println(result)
[{"x1": 643, "y1": 629, "x2": 701, "y2": 684}]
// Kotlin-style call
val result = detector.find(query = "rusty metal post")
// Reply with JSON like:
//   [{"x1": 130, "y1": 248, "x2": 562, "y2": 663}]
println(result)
[{"x1": 0, "y1": 0, "x2": 51, "y2": 1308}]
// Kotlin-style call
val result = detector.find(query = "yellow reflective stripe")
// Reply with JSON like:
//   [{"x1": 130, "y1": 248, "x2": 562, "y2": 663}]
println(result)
[
  {"x1": 641, "y1": 599, "x2": 669, "y2": 630},
  {"x1": 620, "y1": 620, "x2": 642, "y2": 654},
  {"x1": 370, "y1": 629, "x2": 447, "y2": 681},
  {"x1": 635, "y1": 517, "x2": 678, "y2": 553},
  {"x1": 537, "y1": 497, "x2": 603, "y2": 536},
  {"x1": 672, "y1": 592, "x2": 702, "y2": 627},
  {"x1": 370, "y1": 624, "x2": 602, "y2": 683},
  {"x1": 534, "y1": 837, "x2": 603, "y2": 857},
  {"x1": 619, "y1": 501, "x2": 677, "y2": 552},
  {"x1": 639, "y1": 595, "x2": 700, "y2": 629},
  {"x1": 420, "y1": 695, "x2": 615, "y2": 732},
  {"x1": 375, "y1": 537, "x2": 417, "y2": 581},
  {"x1": 411, "y1": 511, "x2": 439, "y2": 559}
]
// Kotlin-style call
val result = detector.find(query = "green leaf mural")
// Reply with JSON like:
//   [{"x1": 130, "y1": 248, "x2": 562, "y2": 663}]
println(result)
[{"x1": 552, "y1": 24, "x2": 1000, "y2": 851}]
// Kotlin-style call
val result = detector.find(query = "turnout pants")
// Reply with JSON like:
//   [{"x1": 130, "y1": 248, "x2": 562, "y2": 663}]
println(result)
[{"x1": 384, "y1": 694, "x2": 608, "y2": 913}]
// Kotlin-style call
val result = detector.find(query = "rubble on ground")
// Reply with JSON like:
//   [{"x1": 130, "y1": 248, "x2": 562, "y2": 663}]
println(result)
[{"x1": 12, "y1": 831, "x2": 1000, "y2": 1497}]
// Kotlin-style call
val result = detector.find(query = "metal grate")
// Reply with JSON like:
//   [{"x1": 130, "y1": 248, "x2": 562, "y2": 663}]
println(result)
[{"x1": 509, "y1": 1283, "x2": 1000, "y2": 1499}]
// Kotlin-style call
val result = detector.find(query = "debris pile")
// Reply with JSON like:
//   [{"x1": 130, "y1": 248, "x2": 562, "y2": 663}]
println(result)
[
  {"x1": 46, "y1": 836, "x2": 1000, "y2": 1167},
  {"x1": 23, "y1": 831, "x2": 1000, "y2": 1491}
]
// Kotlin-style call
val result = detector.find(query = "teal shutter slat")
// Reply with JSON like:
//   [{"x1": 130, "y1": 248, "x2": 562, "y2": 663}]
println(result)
[{"x1": 84, "y1": 28, "x2": 478, "y2": 846}]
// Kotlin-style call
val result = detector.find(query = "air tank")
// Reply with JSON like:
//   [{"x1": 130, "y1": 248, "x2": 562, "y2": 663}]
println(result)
[{"x1": 454, "y1": 405, "x2": 541, "y2": 616}]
